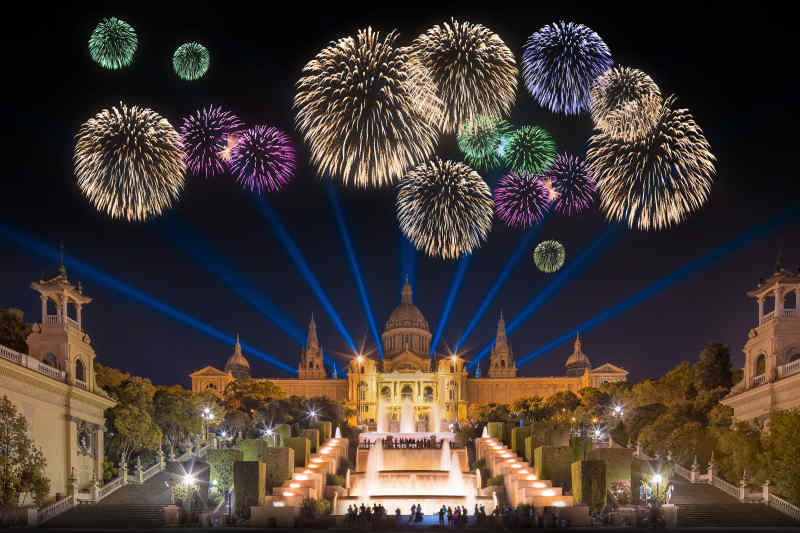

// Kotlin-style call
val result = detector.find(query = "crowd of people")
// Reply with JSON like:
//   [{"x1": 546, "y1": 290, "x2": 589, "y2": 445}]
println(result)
[
  {"x1": 358, "y1": 437, "x2": 450, "y2": 449},
  {"x1": 344, "y1": 503, "x2": 494, "y2": 528}
]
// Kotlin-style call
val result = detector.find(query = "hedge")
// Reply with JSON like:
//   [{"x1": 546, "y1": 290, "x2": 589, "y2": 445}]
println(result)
[
  {"x1": 233, "y1": 461, "x2": 266, "y2": 517},
  {"x1": 524, "y1": 435, "x2": 534, "y2": 465},
  {"x1": 275, "y1": 424, "x2": 291, "y2": 447},
  {"x1": 239, "y1": 439, "x2": 269, "y2": 462},
  {"x1": 301, "y1": 428, "x2": 320, "y2": 453},
  {"x1": 487, "y1": 422, "x2": 505, "y2": 442},
  {"x1": 511, "y1": 426, "x2": 531, "y2": 458},
  {"x1": 569, "y1": 436, "x2": 592, "y2": 463},
  {"x1": 286, "y1": 437, "x2": 311, "y2": 468},
  {"x1": 264, "y1": 446, "x2": 295, "y2": 490},
  {"x1": 588, "y1": 447, "x2": 633, "y2": 494},
  {"x1": 534, "y1": 446, "x2": 573, "y2": 490},
  {"x1": 571, "y1": 460, "x2": 606, "y2": 512},
  {"x1": 316, "y1": 421, "x2": 332, "y2": 443},
  {"x1": 207, "y1": 448, "x2": 243, "y2": 492}
]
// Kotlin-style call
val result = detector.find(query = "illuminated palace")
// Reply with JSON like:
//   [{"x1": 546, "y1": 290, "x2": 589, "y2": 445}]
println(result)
[{"x1": 190, "y1": 279, "x2": 627, "y2": 424}]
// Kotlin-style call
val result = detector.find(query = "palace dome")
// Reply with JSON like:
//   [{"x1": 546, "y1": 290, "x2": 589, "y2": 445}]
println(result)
[
  {"x1": 565, "y1": 334, "x2": 591, "y2": 377},
  {"x1": 384, "y1": 279, "x2": 430, "y2": 332}
]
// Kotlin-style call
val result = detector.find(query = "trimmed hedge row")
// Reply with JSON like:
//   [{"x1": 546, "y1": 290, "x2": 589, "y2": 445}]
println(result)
[
  {"x1": 286, "y1": 437, "x2": 310, "y2": 468},
  {"x1": 534, "y1": 446, "x2": 573, "y2": 490},
  {"x1": 510, "y1": 426, "x2": 531, "y2": 458},
  {"x1": 316, "y1": 421, "x2": 332, "y2": 443},
  {"x1": 588, "y1": 447, "x2": 633, "y2": 494},
  {"x1": 571, "y1": 460, "x2": 606, "y2": 512},
  {"x1": 264, "y1": 446, "x2": 295, "y2": 490},
  {"x1": 301, "y1": 428, "x2": 320, "y2": 453},
  {"x1": 207, "y1": 448, "x2": 243, "y2": 492}
]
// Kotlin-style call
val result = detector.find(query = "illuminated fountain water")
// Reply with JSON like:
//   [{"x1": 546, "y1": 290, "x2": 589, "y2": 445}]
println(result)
[
  {"x1": 431, "y1": 402, "x2": 441, "y2": 433},
  {"x1": 400, "y1": 397, "x2": 415, "y2": 433},
  {"x1": 376, "y1": 401, "x2": 388, "y2": 433},
  {"x1": 335, "y1": 426, "x2": 342, "y2": 438},
  {"x1": 440, "y1": 439, "x2": 451, "y2": 471},
  {"x1": 481, "y1": 425, "x2": 489, "y2": 438},
  {"x1": 365, "y1": 437, "x2": 384, "y2": 496}
]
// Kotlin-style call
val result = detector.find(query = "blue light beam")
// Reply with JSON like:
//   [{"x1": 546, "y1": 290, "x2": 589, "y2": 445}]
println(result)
[
  {"x1": 325, "y1": 181, "x2": 384, "y2": 358},
  {"x1": 158, "y1": 218, "x2": 344, "y2": 375},
  {"x1": 467, "y1": 224, "x2": 621, "y2": 370},
  {"x1": 431, "y1": 254, "x2": 473, "y2": 357},
  {"x1": 0, "y1": 222, "x2": 298, "y2": 375},
  {"x1": 253, "y1": 195, "x2": 358, "y2": 354},
  {"x1": 399, "y1": 231, "x2": 416, "y2": 293},
  {"x1": 456, "y1": 222, "x2": 545, "y2": 351},
  {"x1": 516, "y1": 205, "x2": 800, "y2": 367}
]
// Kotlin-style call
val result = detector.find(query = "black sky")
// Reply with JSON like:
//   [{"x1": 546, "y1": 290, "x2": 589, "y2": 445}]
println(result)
[{"x1": 2, "y1": 4, "x2": 798, "y2": 386}]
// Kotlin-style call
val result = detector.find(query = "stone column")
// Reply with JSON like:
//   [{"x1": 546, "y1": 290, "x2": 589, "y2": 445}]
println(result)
[
  {"x1": 157, "y1": 447, "x2": 166, "y2": 471},
  {"x1": 690, "y1": 455, "x2": 699, "y2": 483},
  {"x1": 40, "y1": 296, "x2": 47, "y2": 322},
  {"x1": 762, "y1": 480, "x2": 770, "y2": 504},
  {"x1": 91, "y1": 472, "x2": 99, "y2": 501},
  {"x1": 739, "y1": 473, "x2": 747, "y2": 502},
  {"x1": 76, "y1": 304, "x2": 82, "y2": 330},
  {"x1": 135, "y1": 456, "x2": 144, "y2": 483},
  {"x1": 776, "y1": 286, "x2": 784, "y2": 316},
  {"x1": 707, "y1": 453, "x2": 715, "y2": 485},
  {"x1": 69, "y1": 467, "x2": 79, "y2": 505},
  {"x1": 120, "y1": 460, "x2": 128, "y2": 484},
  {"x1": 758, "y1": 297, "x2": 764, "y2": 323}
]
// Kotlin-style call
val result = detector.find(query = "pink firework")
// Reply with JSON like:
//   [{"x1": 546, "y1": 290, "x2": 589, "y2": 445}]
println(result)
[
  {"x1": 544, "y1": 154, "x2": 596, "y2": 215},
  {"x1": 494, "y1": 172, "x2": 551, "y2": 229},
  {"x1": 179, "y1": 106, "x2": 243, "y2": 178},
  {"x1": 230, "y1": 126, "x2": 296, "y2": 193}
]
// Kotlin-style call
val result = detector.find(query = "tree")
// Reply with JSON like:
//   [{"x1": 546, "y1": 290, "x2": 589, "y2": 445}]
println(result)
[
  {"x1": 765, "y1": 409, "x2": 800, "y2": 505},
  {"x1": 153, "y1": 387, "x2": 201, "y2": 453},
  {"x1": 467, "y1": 402, "x2": 510, "y2": 424},
  {"x1": 223, "y1": 378, "x2": 285, "y2": 412},
  {"x1": 108, "y1": 404, "x2": 162, "y2": 464},
  {"x1": 94, "y1": 363, "x2": 131, "y2": 392},
  {"x1": 510, "y1": 396, "x2": 551, "y2": 423},
  {"x1": 0, "y1": 308, "x2": 32, "y2": 354},
  {"x1": 0, "y1": 396, "x2": 50, "y2": 506},
  {"x1": 694, "y1": 342, "x2": 733, "y2": 391},
  {"x1": 544, "y1": 391, "x2": 581, "y2": 418}
]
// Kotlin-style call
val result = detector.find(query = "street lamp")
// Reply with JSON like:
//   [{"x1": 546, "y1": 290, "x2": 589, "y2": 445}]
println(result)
[
  {"x1": 183, "y1": 473, "x2": 196, "y2": 515},
  {"x1": 201, "y1": 407, "x2": 214, "y2": 441},
  {"x1": 652, "y1": 473, "x2": 663, "y2": 503},
  {"x1": 264, "y1": 427, "x2": 277, "y2": 447}
]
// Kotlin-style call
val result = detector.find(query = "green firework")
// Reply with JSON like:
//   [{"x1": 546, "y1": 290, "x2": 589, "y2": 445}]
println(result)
[
  {"x1": 173, "y1": 42, "x2": 210, "y2": 80},
  {"x1": 89, "y1": 17, "x2": 137, "y2": 69},
  {"x1": 457, "y1": 116, "x2": 511, "y2": 171},
  {"x1": 503, "y1": 125, "x2": 557, "y2": 174},
  {"x1": 533, "y1": 240, "x2": 565, "y2": 273}
]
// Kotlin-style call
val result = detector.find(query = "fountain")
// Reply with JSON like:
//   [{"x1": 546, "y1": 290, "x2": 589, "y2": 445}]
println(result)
[
  {"x1": 364, "y1": 437, "x2": 384, "y2": 496},
  {"x1": 481, "y1": 425, "x2": 489, "y2": 438},
  {"x1": 431, "y1": 402, "x2": 441, "y2": 433},
  {"x1": 440, "y1": 439, "x2": 451, "y2": 471},
  {"x1": 377, "y1": 401, "x2": 387, "y2": 433},
  {"x1": 448, "y1": 449, "x2": 464, "y2": 488},
  {"x1": 335, "y1": 427, "x2": 342, "y2": 438},
  {"x1": 400, "y1": 397, "x2": 415, "y2": 433}
]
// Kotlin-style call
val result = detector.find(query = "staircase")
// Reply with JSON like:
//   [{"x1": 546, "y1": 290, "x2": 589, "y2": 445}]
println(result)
[
  {"x1": 41, "y1": 504, "x2": 167, "y2": 528},
  {"x1": 678, "y1": 503, "x2": 798, "y2": 528}
]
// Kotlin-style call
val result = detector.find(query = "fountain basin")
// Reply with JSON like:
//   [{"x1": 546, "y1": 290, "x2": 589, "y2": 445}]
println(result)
[
  {"x1": 359, "y1": 431, "x2": 455, "y2": 443},
  {"x1": 356, "y1": 448, "x2": 468, "y2": 472},
  {"x1": 335, "y1": 495, "x2": 495, "y2": 516},
  {"x1": 349, "y1": 470, "x2": 477, "y2": 497}
]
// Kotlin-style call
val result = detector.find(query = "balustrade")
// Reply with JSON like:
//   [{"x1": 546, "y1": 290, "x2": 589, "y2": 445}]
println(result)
[
  {"x1": 753, "y1": 373, "x2": 767, "y2": 386},
  {"x1": 777, "y1": 358, "x2": 800, "y2": 379},
  {"x1": 0, "y1": 343, "x2": 66, "y2": 382}
]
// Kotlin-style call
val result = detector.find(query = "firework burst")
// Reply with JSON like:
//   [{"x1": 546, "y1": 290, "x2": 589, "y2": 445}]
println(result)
[
  {"x1": 74, "y1": 103, "x2": 185, "y2": 222},
  {"x1": 522, "y1": 21, "x2": 613, "y2": 115},
  {"x1": 533, "y1": 240, "x2": 566, "y2": 273},
  {"x1": 590, "y1": 66, "x2": 662, "y2": 141},
  {"x1": 173, "y1": 42, "x2": 210, "y2": 80},
  {"x1": 178, "y1": 106, "x2": 243, "y2": 178},
  {"x1": 409, "y1": 19, "x2": 518, "y2": 133},
  {"x1": 502, "y1": 125, "x2": 557, "y2": 174},
  {"x1": 295, "y1": 27, "x2": 438, "y2": 188},
  {"x1": 544, "y1": 154, "x2": 595, "y2": 215},
  {"x1": 587, "y1": 96, "x2": 715, "y2": 230},
  {"x1": 89, "y1": 17, "x2": 137, "y2": 69},
  {"x1": 230, "y1": 126, "x2": 296, "y2": 194},
  {"x1": 494, "y1": 172, "x2": 550, "y2": 229},
  {"x1": 397, "y1": 158, "x2": 493, "y2": 260},
  {"x1": 457, "y1": 116, "x2": 512, "y2": 171}
]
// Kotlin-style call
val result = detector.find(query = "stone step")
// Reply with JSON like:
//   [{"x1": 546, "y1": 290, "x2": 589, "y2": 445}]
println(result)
[
  {"x1": 42, "y1": 504, "x2": 167, "y2": 528},
  {"x1": 677, "y1": 503, "x2": 798, "y2": 527}
]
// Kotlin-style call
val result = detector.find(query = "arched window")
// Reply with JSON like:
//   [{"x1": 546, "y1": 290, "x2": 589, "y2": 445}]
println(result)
[
  {"x1": 787, "y1": 347, "x2": 800, "y2": 364},
  {"x1": 381, "y1": 386, "x2": 391, "y2": 401},
  {"x1": 784, "y1": 291, "x2": 797, "y2": 310},
  {"x1": 755, "y1": 353, "x2": 766, "y2": 375},
  {"x1": 359, "y1": 382, "x2": 367, "y2": 401},
  {"x1": 75, "y1": 359, "x2": 85, "y2": 382},
  {"x1": 423, "y1": 386, "x2": 433, "y2": 402},
  {"x1": 206, "y1": 382, "x2": 217, "y2": 390},
  {"x1": 500, "y1": 359, "x2": 506, "y2": 368},
  {"x1": 401, "y1": 385, "x2": 413, "y2": 401},
  {"x1": 448, "y1": 380, "x2": 456, "y2": 401},
  {"x1": 43, "y1": 352, "x2": 58, "y2": 368},
  {"x1": 361, "y1": 366, "x2": 365, "y2": 374},
  {"x1": 450, "y1": 366, "x2": 455, "y2": 373}
]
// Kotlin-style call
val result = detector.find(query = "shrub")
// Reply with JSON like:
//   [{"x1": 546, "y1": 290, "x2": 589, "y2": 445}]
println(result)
[
  {"x1": 487, "y1": 422, "x2": 505, "y2": 442},
  {"x1": 534, "y1": 446, "x2": 573, "y2": 490},
  {"x1": 326, "y1": 473, "x2": 345, "y2": 487},
  {"x1": 336, "y1": 456, "x2": 353, "y2": 476},
  {"x1": 511, "y1": 426, "x2": 531, "y2": 458},
  {"x1": 571, "y1": 460, "x2": 606, "y2": 512},
  {"x1": 316, "y1": 420, "x2": 333, "y2": 443},
  {"x1": 274, "y1": 424, "x2": 291, "y2": 447},
  {"x1": 487, "y1": 475, "x2": 504, "y2": 486},
  {"x1": 206, "y1": 448, "x2": 243, "y2": 492},
  {"x1": 301, "y1": 428, "x2": 320, "y2": 453},
  {"x1": 285, "y1": 437, "x2": 310, "y2": 467},
  {"x1": 588, "y1": 447, "x2": 633, "y2": 493},
  {"x1": 609, "y1": 480, "x2": 631, "y2": 505}
]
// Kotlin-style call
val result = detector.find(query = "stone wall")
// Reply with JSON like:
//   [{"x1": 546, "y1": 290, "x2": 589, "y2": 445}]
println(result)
[
  {"x1": 266, "y1": 378, "x2": 348, "y2": 402},
  {"x1": 465, "y1": 376, "x2": 586, "y2": 405},
  {"x1": 285, "y1": 437, "x2": 310, "y2": 468}
]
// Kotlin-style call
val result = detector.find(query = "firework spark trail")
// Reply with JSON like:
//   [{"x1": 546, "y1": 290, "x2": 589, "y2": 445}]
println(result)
[
  {"x1": 230, "y1": 126, "x2": 296, "y2": 193},
  {"x1": 89, "y1": 17, "x2": 137, "y2": 69},
  {"x1": 179, "y1": 106, "x2": 243, "y2": 178},
  {"x1": 494, "y1": 172, "x2": 551, "y2": 229},
  {"x1": 545, "y1": 154, "x2": 596, "y2": 215},
  {"x1": 74, "y1": 103, "x2": 185, "y2": 222},
  {"x1": 590, "y1": 66, "x2": 662, "y2": 141},
  {"x1": 587, "y1": 95, "x2": 715, "y2": 230},
  {"x1": 522, "y1": 21, "x2": 613, "y2": 115},
  {"x1": 295, "y1": 27, "x2": 438, "y2": 188},
  {"x1": 397, "y1": 158, "x2": 493, "y2": 260},
  {"x1": 409, "y1": 19, "x2": 518, "y2": 133},
  {"x1": 457, "y1": 116, "x2": 512, "y2": 171}
]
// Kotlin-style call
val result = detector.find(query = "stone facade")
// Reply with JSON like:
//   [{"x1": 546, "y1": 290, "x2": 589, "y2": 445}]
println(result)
[
  {"x1": 722, "y1": 266, "x2": 800, "y2": 422},
  {"x1": 0, "y1": 267, "x2": 115, "y2": 502},
  {"x1": 190, "y1": 280, "x2": 627, "y2": 423}
]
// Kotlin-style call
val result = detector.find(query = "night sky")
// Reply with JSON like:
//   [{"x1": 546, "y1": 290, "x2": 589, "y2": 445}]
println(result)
[{"x1": 2, "y1": 5, "x2": 798, "y2": 387}]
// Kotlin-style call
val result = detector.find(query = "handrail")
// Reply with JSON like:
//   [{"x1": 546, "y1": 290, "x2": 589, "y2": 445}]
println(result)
[
  {"x1": 0, "y1": 343, "x2": 66, "y2": 382},
  {"x1": 141, "y1": 462, "x2": 161, "y2": 482},
  {"x1": 98, "y1": 476, "x2": 124, "y2": 499},
  {"x1": 777, "y1": 358, "x2": 800, "y2": 379},
  {"x1": 36, "y1": 495, "x2": 73, "y2": 524},
  {"x1": 769, "y1": 493, "x2": 800, "y2": 521},
  {"x1": 711, "y1": 475, "x2": 739, "y2": 499},
  {"x1": 673, "y1": 463, "x2": 691, "y2": 479}
]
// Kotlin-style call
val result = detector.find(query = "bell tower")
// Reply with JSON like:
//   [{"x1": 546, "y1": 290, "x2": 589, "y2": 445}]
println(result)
[
  {"x1": 299, "y1": 316, "x2": 326, "y2": 378},
  {"x1": 27, "y1": 259, "x2": 96, "y2": 391},
  {"x1": 488, "y1": 311, "x2": 517, "y2": 377}
]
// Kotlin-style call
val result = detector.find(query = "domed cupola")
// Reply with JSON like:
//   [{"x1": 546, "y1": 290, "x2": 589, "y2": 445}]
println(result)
[
  {"x1": 225, "y1": 334, "x2": 251, "y2": 379},
  {"x1": 382, "y1": 277, "x2": 432, "y2": 359},
  {"x1": 565, "y1": 333, "x2": 592, "y2": 377}
]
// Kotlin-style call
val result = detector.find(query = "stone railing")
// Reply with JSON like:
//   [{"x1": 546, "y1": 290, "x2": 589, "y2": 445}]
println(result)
[
  {"x1": 769, "y1": 493, "x2": 800, "y2": 521},
  {"x1": 74, "y1": 378, "x2": 88, "y2": 390},
  {"x1": 673, "y1": 462, "x2": 691, "y2": 479},
  {"x1": 710, "y1": 474, "x2": 739, "y2": 499},
  {"x1": 781, "y1": 309, "x2": 800, "y2": 318},
  {"x1": 0, "y1": 343, "x2": 66, "y2": 382},
  {"x1": 753, "y1": 373, "x2": 768, "y2": 386},
  {"x1": 35, "y1": 495, "x2": 73, "y2": 526},
  {"x1": 97, "y1": 476, "x2": 124, "y2": 500},
  {"x1": 778, "y1": 358, "x2": 800, "y2": 379}
]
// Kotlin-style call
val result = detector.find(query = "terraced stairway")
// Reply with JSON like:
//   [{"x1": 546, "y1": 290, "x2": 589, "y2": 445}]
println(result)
[
  {"x1": 677, "y1": 503, "x2": 798, "y2": 528},
  {"x1": 41, "y1": 503, "x2": 167, "y2": 528}
]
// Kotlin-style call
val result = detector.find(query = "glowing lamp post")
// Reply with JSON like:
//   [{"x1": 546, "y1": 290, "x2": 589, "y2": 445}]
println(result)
[
  {"x1": 652, "y1": 473, "x2": 663, "y2": 503},
  {"x1": 201, "y1": 407, "x2": 214, "y2": 442},
  {"x1": 183, "y1": 473, "x2": 196, "y2": 514}
]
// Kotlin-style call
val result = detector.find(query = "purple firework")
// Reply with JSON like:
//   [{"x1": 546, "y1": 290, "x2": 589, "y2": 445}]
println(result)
[
  {"x1": 522, "y1": 21, "x2": 613, "y2": 115},
  {"x1": 494, "y1": 172, "x2": 551, "y2": 229},
  {"x1": 230, "y1": 126, "x2": 296, "y2": 193},
  {"x1": 179, "y1": 106, "x2": 243, "y2": 178},
  {"x1": 545, "y1": 154, "x2": 596, "y2": 215}
]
